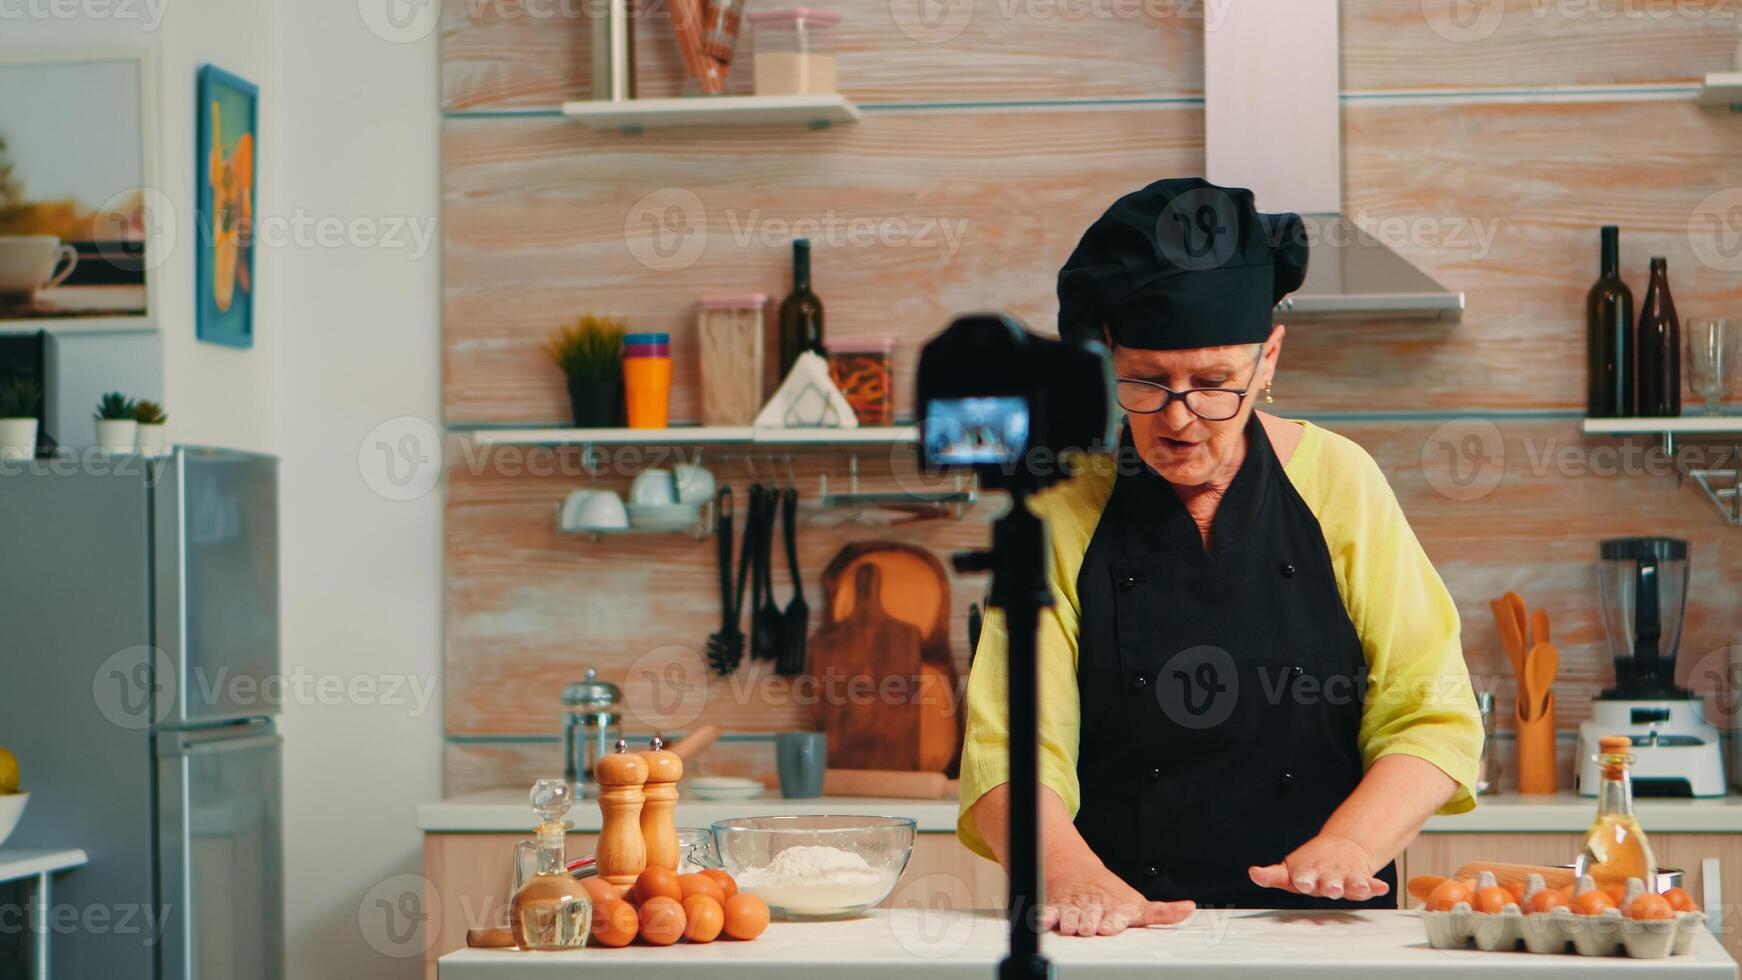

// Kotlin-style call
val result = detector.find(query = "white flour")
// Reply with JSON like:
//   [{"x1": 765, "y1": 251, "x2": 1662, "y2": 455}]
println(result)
[{"x1": 735, "y1": 845, "x2": 899, "y2": 912}]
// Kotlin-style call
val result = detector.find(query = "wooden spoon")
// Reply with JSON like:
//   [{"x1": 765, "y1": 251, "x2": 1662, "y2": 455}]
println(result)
[
  {"x1": 1504, "y1": 592, "x2": 1528, "y2": 651},
  {"x1": 1531, "y1": 608, "x2": 1550, "y2": 650},
  {"x1": 1491, "y1": 599, "x2": 1526, "y2": 680},
  {"x1": 1526, "y1": 642, "x2": 1559, "y2": 720}
]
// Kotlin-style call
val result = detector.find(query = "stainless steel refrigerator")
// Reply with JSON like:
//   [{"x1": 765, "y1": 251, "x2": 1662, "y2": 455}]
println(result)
[{"x1": 0, "y1": 447, "x2": 283, "y2": 980}]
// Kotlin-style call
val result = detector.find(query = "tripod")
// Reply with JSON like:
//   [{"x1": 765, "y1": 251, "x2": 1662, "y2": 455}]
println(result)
[{"x1": 956, "y1": 490, "x2": 1053, "y2": 980}]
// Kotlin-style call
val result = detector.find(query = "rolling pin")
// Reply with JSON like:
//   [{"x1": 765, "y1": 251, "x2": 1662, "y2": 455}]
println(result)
[
  {"x1": 822, "y1": 769, "x2": 959, "y2": 800},
  {"x1": 666, "y1": 724, "x2": 721, "y2": 763}
]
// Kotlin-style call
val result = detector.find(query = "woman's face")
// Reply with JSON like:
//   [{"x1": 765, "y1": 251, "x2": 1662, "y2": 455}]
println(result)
[{"x1": 1111, "y1": 326, "x2": 1284, "y2": 487}]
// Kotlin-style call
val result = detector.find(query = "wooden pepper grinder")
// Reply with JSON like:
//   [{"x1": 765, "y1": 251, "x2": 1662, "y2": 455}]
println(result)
[
  {"x1": 639, "y1": 735, "x2": 683, "y2": 872},
  {"x1": 594, "y1": 739, "x2": 649, "y2": 887}
]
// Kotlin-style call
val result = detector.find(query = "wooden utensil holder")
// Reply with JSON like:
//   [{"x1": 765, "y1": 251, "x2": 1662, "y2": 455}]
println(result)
[{"x1": 1515, "y1": 691, "x2": 1557, "y2": 795}]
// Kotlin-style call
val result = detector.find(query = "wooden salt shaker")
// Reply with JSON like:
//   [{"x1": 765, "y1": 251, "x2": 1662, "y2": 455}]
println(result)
[
  {"x1": 639, "y1": 735, "x2": 684, "y2": 872},
  {"x1": 594, "y1": 739, "x2": 649, "y2": 887}
]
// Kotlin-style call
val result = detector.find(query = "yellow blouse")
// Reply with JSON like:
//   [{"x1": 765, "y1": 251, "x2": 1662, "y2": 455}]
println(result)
[{"x1": 956, "y1": 419, "x2": 1483, "y2": 862}]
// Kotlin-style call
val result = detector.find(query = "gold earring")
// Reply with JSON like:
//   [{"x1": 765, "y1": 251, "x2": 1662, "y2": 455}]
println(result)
[{"x1": 1264, "y1": 381, "x2": 1275, "y2": 405}]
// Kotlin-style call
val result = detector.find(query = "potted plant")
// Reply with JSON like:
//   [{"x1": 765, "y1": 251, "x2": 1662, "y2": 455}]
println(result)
[
  {"x1": 94, "y1": 392, "x2": 138, "y2": 453},
  {"x1": 134, "y1": 400, "x2": 169, "y2": 458},
  {"x1": 546, "y1": 316, "x2": 626, "y2": 427},
  {"x1": 0, "y1": 379, "x2": 42, "y2": 461}
]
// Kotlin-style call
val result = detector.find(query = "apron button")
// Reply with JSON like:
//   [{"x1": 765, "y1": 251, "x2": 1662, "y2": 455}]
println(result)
[
  {"x1": 1130, "y1": 673, "x2": 1150, "y2": 690},
  {"x1": 1280, "y1": 770, "x2": 1296, "y2": 789},
  {"x1": 1291, "y1": 665, "x2": 1304, "y2": 678},
  {"x1": 1119, "y1": 575, "x2": 1139, "y2": 592},
  {"x1": 1148, "y1": 767, "x2": 1162, "y2": 782},
  {"x1": 1143, "y1": 866, "x2": 1159, "y2": 879},
  {"x1": 1279, "y1": 562, "x2": 1296, "y2": 578}
]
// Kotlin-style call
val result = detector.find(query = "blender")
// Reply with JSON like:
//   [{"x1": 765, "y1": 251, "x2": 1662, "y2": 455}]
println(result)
[{"x1": 1576, "y1": 537, "x2": 1727, "y2": 797}]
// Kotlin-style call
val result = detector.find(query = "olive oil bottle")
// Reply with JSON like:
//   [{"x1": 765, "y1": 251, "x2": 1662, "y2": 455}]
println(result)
[{"x1": 1574, "y1": 736, "x2": 1657, "y2": 891}]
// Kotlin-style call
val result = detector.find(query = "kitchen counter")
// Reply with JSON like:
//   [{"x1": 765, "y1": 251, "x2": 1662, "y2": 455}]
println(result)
[
  {"x1": 422, "y1": 788, "x2": 1742, "y2": 835},
  {"x1": 419, "y1": 788, "x2": 963, "y2": 833},
  {"x1": 437, "y1": 909, "x2": 1736, "y2": 978}
]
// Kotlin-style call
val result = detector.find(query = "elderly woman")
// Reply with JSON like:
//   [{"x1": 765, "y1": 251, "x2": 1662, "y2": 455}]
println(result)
[{"x1": 957, "y1": 178, "x2": 1484, "y2": 936}]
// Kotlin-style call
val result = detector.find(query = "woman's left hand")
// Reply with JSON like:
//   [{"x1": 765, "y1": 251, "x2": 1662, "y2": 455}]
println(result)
[{"x1": 1248, "y1": 834, "x2": 1390, "y2": 901}]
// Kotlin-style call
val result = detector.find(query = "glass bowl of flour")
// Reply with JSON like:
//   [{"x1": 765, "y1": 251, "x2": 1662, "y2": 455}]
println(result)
[{"x1": 712, "y1": 815, "x2": 916, "y2": 920}]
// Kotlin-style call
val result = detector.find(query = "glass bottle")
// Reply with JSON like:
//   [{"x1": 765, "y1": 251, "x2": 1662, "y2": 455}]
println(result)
[
  {"x1": 1585, "y1": 225, "x2": 1634, "y2": 417},
  {"x1": 777, "y1": 238, "x2": 825, "y2": 380},
  {"x1": 508, "y1": 778, "x2": 591, "y2": 950},
  {"x1": 1574, "y1": 736, "x2": 1657, "y2": 892},
  {"x1": 1635, "y1": 257, "x2": 1682, "y2": 418}
]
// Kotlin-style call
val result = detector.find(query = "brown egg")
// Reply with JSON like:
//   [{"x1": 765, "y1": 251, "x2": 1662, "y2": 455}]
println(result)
[
  {"x1": 1626, "y1": 894, "x2": 1676, "y2": 921},
  {"x1": 637, "y1": 896, "x2": 687, "y2": 946},
  {"x1": 700, "y1": 868, "x2": 738, "y2": 899},
  {"x1": 1663, "y1": 887, "x2": 1698, "y2": 913},
  {"x1": 683, "y1": 895, "x2": 725, "y2": 943},
  {"x1": 581, "y1": 878, "x2": 620, "y2": 906},
  {"x1": 1602, "y1": 883, "x2": 1628, "y2": 907},
  {"x1": 1502, "y1": 881, "x2": 1526, "y2": 904},
  {"x1": 1528, "y1": 887, "x2": 1567, "y2": 914},
  {"x1": 1426, "y1": 878, "x2": 1473, "y2": 912},
  {"x1": 1571, "y1": 889, "x2": 1617, "y2": 916},
  {"x1": 678, "y1": 873, "x2": 727, "y2": 905},
  {"x1": 1472, "y1": 886, "x2": 1513, "y2": 914},
  {"x1": 723, "y1": 893, "x2": 770, "y2": 940},
  {"x1": 631, "y1": 867, "x2": 683, "y2": 907},
  {"x1": 590, "y1": 898, "x2": 638, "y2": 948}
]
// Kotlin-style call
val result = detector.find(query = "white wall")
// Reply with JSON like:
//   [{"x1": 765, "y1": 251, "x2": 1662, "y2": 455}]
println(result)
[
  {"x1": 273, "y1": 3, "x2": 444, "y2": 979},
  {"x1": 0, "y1": 0, "x2": 277, "y2": 453}
]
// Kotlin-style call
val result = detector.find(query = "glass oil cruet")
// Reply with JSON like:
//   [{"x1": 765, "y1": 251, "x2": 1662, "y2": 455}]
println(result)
[
  {"x1": 508, "y1": 778, "x2": 591, "y2": 950},
  {"x1": 1575, "y1": 736, "x2": 1658, "y2": 891}
]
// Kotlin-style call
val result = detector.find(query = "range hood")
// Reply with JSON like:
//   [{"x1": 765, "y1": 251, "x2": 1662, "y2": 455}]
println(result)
[{"x1": 1204, "y1": 0, "x2": 1464, "y2": 321}]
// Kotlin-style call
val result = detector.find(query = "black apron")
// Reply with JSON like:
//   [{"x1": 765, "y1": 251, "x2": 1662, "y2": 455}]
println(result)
[{"x1": 1073, "y1": 417, "x2": 1396, "y2": 909}]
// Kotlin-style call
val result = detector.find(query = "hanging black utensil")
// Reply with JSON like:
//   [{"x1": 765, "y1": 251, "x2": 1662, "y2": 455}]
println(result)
[
  {"x1": 967, "y1": 602, "x2": 983, "y2": 665},
  {"x1": 775, "y1": 486, "x2": 810, "y2": 677},
  {"x1": 751, "y1": 485, "x2": 783, "y2": 661},
  {"x1": 705, "y1": 488, "x2": 741, "y2": 677}
]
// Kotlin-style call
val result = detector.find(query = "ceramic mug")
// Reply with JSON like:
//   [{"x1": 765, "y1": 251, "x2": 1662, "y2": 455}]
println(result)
[
  {"x1": 776, "y1": 732, "x2": 827, "y2": 799},
  {"x1": 0, "y1": 236, "x2": 78, "y2": 302},
  {"x1": 629, "y1": 468, "x2": 679, "y2": 506},
  {"x1": 560, "y1": 488, "x2": 629, "y2": 531}
]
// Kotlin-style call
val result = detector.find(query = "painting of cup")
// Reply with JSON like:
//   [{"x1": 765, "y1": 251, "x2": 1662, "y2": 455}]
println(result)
[
  {"x1": 0, "y1": 236, "x2": 78, "y2": 306},
  {"x1": 0, "y1": 53, "x2": 154, "y2": 327}
]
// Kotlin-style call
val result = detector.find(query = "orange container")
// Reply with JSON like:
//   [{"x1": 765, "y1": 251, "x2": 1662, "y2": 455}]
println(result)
[
  {"x1": 1514, "y1": 691, "x2": 1557, "y2": 795},
  {"x1": 624, "y1": 356, "x2": 672, "y2": 429}
]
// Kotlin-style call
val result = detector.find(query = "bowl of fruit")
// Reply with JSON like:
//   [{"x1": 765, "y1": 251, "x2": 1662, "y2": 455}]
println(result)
[{"x1": 0, "y1": 747, "x2": 26, "y2": 847}]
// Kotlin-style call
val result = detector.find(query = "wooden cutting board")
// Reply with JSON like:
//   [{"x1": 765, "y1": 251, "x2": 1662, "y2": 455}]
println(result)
[
  {"x1": 819, "y1": 542, "x2": 961, "y2": 774},
  {"x1": 811, "y1": 562, "x2": 924, "y2": 771}
]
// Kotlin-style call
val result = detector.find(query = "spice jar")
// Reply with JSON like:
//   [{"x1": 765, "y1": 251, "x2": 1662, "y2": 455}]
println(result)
[
  {"x1": 746, "y1": 8, "x2": 841, "y2": 96},
  {"x1": 828, "y1": 336, "x2": 894, "y2": 426}
]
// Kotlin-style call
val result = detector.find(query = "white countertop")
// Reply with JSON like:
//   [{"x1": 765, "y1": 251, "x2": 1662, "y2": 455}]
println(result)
[
  {"x1": 437, "y1": 908, "x2": 1736, "y2": 978},
  {"x1": 419, "y1": 788, "x2": 962, "y2": 833},
  {"x1": 422, "y1": 788, "x2": 1742, "y2": 835},
  {"x1": 0, "y1": 848, "x2": 87, "y2": 884}
]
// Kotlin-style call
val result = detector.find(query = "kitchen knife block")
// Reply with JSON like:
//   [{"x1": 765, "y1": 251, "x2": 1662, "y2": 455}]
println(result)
[{"x1": 1515, "y1": 691, "x2": 1557, "y2": 795}]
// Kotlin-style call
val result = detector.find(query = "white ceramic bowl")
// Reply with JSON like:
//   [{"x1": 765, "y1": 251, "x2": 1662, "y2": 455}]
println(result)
[
  {"x1": 712, "y1": 815, "x2": 916, "y2": 920},
  {"x1": 629, "y1": 469, "x2": 679, "y2": 506},
  {"x1": 686, "y1": 777, "x2": 764, "y2": 802},
  {"x1": 673, "y1": 463, "x2": 716, "y2": 504},
  {"x1": 0, "y1": 793, "x2": 29, "y2": 847},
  {"x1": 628, "y1": 501, "x2": 701, "y2": 532}
]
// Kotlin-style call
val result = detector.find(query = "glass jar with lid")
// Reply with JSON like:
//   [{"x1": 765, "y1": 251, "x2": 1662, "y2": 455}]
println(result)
[{"x1": 746, "y1": 8, "x2": 842, "y2": 96}]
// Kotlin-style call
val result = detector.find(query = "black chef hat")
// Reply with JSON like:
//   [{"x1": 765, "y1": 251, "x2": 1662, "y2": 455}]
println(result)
[{"x1": 1057, "y1": 177, "x2": 1308, "y2": 350}]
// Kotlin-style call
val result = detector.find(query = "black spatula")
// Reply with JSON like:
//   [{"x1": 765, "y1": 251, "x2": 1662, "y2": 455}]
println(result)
[{"x1": 775, "y1": 486, "x2": 810, "y2": 677}]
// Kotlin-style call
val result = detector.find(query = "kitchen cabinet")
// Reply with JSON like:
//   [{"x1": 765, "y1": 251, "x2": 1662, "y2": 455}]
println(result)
[
  {"x1": 1402, "y1": 831, "x2": 1742, "y2": 960},
  {"x1": 422, "y1": 832, "x2": 1004, "y2": 980}
]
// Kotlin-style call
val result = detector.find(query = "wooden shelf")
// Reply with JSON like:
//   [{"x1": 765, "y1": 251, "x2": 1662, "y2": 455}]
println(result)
[
  {"x1": 560, "y1": 95, "x2": 862, "y2": 131},
  {"x1": 1697, "y1": 72, "x2": 1742, "y2": 110},
  {"x1": 469, "y1": 426, "x2": 917, "y2": 447},
  {"x1": 1580, "y1": 416, "x2": 1742, "y2": 436}
]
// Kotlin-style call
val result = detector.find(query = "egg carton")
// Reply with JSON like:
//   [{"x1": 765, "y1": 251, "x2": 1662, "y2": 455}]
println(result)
[{"x1": 1421, "y1": 872, "x2": 1705, "y2": 959}]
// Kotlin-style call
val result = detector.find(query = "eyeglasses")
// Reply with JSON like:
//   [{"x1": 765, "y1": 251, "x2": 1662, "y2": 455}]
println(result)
[{"x1": 1114, "y1": 351, "x2": 1263, "y2": 422}]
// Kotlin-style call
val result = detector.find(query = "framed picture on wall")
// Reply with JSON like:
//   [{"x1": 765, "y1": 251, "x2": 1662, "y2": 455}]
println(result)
[
  {"x1": 196, "y1": 65, "x2": 257, "y2": 349},
  {"x1": 0, "y1": 49, "x2": 159, "y2": 334}
]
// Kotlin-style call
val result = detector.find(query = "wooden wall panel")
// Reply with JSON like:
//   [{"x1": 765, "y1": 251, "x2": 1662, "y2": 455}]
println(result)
[
  {"x1": 444, "y1": 421, "x2": 1742, "y2": 770},
  {"x1": 1343, "y1": 0, "x2": 1739, "y2": 90},
  {"x1": 443, "y1": 107, "x2": 1204, "y2": 425},
  {"x1": 441, "y1": 0, "x2": 1203, "y2": 110}
]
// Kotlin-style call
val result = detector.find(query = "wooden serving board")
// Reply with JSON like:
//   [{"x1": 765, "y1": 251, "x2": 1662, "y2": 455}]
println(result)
[{"x1": 811, "y1": 562, "x2": 924, "y2": 772}]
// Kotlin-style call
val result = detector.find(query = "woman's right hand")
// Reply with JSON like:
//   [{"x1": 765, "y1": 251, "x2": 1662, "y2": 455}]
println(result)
[{"x1": 1041, "y1": 862, "x2": 1196, "y2": 936}]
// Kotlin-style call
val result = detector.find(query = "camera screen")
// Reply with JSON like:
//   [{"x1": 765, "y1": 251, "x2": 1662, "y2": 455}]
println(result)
[{"x1": 924, "y1": 397, "x2": 1030, "y2": 466}]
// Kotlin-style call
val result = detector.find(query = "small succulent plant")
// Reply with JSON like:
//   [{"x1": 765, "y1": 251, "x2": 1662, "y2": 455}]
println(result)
[
  {"x1": 545, "y1": 315, "x2": 627, "y2": 383},
  {"x1": 0, "y1": 378, "x2": 42, "y2": 419},
  {"x1": 94, "y1": 391, "x2": 138, "y2": 421},
  {"x1": 133, "y1": 400, "x2": 168, "y2": 425}
]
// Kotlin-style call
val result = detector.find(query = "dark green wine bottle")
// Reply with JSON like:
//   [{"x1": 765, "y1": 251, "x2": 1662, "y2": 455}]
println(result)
[
  {"x1": 777, "y1": 239, "x2": 825, "y2": 379},
  {"x1": 1586, "y1": 226, "x2": 1634, "y2": 417}
]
